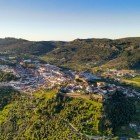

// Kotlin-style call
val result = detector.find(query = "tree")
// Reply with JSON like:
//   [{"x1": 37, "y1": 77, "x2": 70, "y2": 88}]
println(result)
[{"x1": 104, "y1": 90, "x2": 136, "y2": 133}]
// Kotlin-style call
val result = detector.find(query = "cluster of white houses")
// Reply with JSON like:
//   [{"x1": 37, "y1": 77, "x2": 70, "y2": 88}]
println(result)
[
  {"x1": 0, "y1": 58, "x2": 140, "y2": 99},
  {"x1": 9, "y1": 65, "x2": 69, "y2": 92},
  {"x1": 60, "y1": 71, "x2": 140, "y2": 99},
  {"x1": 102, "y1": 69, "x2": 137, "y2": 79}
]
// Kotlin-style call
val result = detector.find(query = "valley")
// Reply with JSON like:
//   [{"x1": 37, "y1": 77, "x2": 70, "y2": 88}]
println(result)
[{"x1": 0, "y1": 37, "x2": 140, "y2": 139}]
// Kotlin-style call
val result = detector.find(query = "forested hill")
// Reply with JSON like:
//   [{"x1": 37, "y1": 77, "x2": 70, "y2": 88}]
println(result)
[
  {"x1": 0, "y1": 88, "x2": 137, "y2": 139},
  {"x1": 0, "y1": 37, "x2": 140, "y2": 70},
  {"x1": 42, "y1": 37, "x2": 140, "y2": 70},
  {"x1": 0, "y1": 88, "x2": 104, "y2": 139},
  {"x1": 0, "y1": 37, "x2": 64, "y2": 55}
]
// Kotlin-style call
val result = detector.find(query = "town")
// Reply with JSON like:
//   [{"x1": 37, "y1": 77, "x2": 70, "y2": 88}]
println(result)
[{"x1": 0, "y1": 55, "x2": 140, "y2": 101}]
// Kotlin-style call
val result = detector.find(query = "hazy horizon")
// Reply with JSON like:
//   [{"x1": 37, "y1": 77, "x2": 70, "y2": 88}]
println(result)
[
  {"x1": 1, "y1": 36, "x2": 140, "y2": 42},
  {"x1": 0, "y1": 0, "x2": 140, "y2": 41}
]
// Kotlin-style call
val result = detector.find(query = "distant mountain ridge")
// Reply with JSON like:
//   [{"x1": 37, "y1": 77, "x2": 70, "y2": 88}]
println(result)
[
  {"x1": 0, "y1": 37, "x2": 140, "y2": 70},
  {"x1": 41, "y1": 37, "x2": 140, "y2": 70},
  {"x1": 0, "y1": 37, "x2": 57, "y2": 55}
]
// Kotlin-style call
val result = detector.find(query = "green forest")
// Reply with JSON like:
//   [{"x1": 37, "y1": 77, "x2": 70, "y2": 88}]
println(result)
[{"x1": 0, "y1": 87, "x2": 137, "y2": 139}]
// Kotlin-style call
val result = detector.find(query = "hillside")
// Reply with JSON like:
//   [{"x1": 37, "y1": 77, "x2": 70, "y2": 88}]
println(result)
[
  {"x1": 0, "y1": 37, "x2": 140, "y2": 70},
  {"x1": 0, "y1": 89, "x2": 105, "y2": 140},
  {"x1": 0, "y1": 86, "x2": 20, "y2": 110},
  {"x1": 41, "y1": 37, "x2": 140, "y2": 70},
  {"x1": 0, "y1": 37, "x2": 58, "y2": 55},
  {"x1": 0, "y1": 87, "x2": 138, "y2": 139}
]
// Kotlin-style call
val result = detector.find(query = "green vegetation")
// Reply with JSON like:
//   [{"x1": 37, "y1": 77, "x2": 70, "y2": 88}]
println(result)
[
  {"x1": 123, "y1": 76, "x2": 140, "y2": 88},
  {"x1": 115, "y1": 99, "x2": 140, "y2": 138},
  {"x1": 104, "y1": 90, "x2": 136, "y2": 136},
  {"x1": 41, "y1": 37, "x2": 140, "y2": 71},
  {"x1": 0, "y1": 37, "x2": 140, "y2": 70},
  {"x1": 0, "y1": 89, "x2": 106, "y2": 140},
  {"x1": 134, "y1": 100, "x2": 140, "y2": 122},
  {"x1": 0, "y1": 86, "x2": 20, "y2": 110},
  {"x1": 0, "y1": 87, "x2": 138, "y2": 139},
  {"x1": 0, "y1": 38, "x2": 57, "y2": 55},
  {"x1": 0, "y1": 36, "x2": 140, "y2": 139},
  {"x1": 0, "y1": 71, "x2": 17, "y2": 82}
]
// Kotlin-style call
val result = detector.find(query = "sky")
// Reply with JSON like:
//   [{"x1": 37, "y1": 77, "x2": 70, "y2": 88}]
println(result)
[{"x1": 0, "y1": 0, "x2": 140, "y2": 41}]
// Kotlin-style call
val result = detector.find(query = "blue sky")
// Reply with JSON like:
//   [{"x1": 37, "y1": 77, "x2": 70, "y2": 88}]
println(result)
[{"x1": 0, "y1": 0, "x2": 140, "y2": 41}]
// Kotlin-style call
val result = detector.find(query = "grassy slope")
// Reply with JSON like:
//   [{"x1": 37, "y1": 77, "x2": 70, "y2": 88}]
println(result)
[
  {"x1": 0, "y1": 89, "x2": 105, "y2": 140},
  {"x1": 0, "y1": 88, "x2": 139, "y2": 139},
  {"x1": 122, "y1": 76, "x2": 140, "y2": 88}
]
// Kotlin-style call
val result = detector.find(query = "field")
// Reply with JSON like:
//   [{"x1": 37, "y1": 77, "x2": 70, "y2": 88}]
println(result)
[{"x1": 122, "y1": 76, "x2": 140, "y2": 88}]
